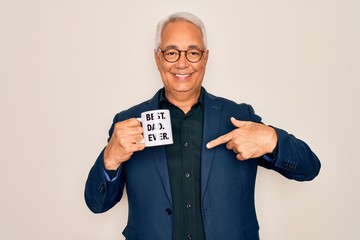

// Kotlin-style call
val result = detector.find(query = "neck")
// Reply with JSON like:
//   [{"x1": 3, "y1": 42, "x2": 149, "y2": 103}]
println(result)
[{"x1": 165, "y1": 89, "x2": 201, "y2": 113}]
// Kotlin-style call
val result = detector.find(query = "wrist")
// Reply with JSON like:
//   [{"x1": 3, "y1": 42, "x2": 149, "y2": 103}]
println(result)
[
  {"x1": 103, "y1": 148, "x2": 121, "y2": 170},
  {"x1": 266, "y1": 126, "x2": 278, "y2": 154}
]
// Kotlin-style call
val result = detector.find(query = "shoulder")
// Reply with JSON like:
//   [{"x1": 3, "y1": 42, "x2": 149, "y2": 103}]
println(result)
[
  {"x1": 203, "y1": 89, "x2": 262, "y2": 122},
  {"x1": 113, "y1": 89, "x2": 162, "y2": 122}
]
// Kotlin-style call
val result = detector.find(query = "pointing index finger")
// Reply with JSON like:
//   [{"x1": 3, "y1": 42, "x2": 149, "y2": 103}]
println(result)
[{"x1": 206, "y1": 132, "x2": 233, "y2": 149}]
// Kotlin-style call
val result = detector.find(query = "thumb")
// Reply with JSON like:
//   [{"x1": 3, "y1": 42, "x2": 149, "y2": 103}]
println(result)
[{"x1": 230, "y1": 117, "x2": 248, "y2": 128}]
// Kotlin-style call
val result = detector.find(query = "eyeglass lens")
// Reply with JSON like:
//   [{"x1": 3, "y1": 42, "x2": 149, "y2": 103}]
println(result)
[{"x1": 162, "y1": 49, "x2": 203, "y2": 63}]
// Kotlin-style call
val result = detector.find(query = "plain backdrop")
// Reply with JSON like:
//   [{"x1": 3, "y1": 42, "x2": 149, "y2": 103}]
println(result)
[{"x1": 1, "y1": 0, "x2": 359, "y2": 239}]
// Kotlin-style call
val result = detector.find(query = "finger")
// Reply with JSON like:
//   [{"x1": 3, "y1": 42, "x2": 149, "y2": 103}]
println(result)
[
  {"x1": 133, "y1": 142, "x2": 146, "y2": 152},
  {"x1": 120, "y1": 144, "x2": 145, "y2": 158},
  {"x1": 125, "y1": 133, "x2": 145, "y2": 145},
  {"x1": 127, "y1": 126, "x2": 144, "y2": 135},
  {"x1": 232, "y1": 147, "x2": 238, "y2": 153},
  {"x1": 114, "y1": 124, "x2": 143, "y2": 137},
  {"x1": 236, "y1": 153, "x2": 246, "y2": 161},
  {"x1": 230, "y1": 117, "x2": 249, "y2": 128},
  {"x1": 226, "y1": 141, "x2": 235, "y2": 151},
  {"x1": 119, "y1": 118, "x2": 142, "y2": 127},
  {"x1": 206, "y1": 132, "x2": 233, "y2": 149},
  {"x1": 128, "y1": 133, "x2": 144, "y2": 143}
]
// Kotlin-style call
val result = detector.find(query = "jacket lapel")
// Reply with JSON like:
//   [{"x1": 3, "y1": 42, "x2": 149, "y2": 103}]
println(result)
[
  {"x1": 144, "y1": 90, "x2": 173, "y2": 204},
  {"x1": 152, "y1": 147, "x2": 172, "y2": 204},
  {"x1": 201, "y1": 91, "x2": 222, "y2": 200}
]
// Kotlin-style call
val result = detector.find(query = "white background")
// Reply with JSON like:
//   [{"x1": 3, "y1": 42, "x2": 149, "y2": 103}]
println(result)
[{"x1": 1, "y1": 0, "x2": 359, "y2": 239}]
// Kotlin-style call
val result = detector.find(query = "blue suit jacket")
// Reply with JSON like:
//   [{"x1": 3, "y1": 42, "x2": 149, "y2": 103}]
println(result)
[{"x1": 85, "y1": 89, "x2": 320, "y2": 240}]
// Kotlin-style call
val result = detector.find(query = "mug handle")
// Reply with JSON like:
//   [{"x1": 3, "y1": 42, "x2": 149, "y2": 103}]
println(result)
[{"x1": 137, "y1": 118, "x2": 145, "y2": 144}]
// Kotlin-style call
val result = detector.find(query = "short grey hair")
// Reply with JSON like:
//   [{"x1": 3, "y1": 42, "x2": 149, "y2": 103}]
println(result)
[{"x1": 154, "y1": 12, "x2": 208, "y2": 49}]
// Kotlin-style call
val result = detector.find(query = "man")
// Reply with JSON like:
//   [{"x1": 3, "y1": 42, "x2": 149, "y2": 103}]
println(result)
[{"x1": 85, "y1": 12, "x2": 321, "y2": 240}]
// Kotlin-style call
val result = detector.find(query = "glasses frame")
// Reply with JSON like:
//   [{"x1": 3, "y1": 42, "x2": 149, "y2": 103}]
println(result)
[{"x1": 158, "y1": 48, "x2": 206, "y2": 63}]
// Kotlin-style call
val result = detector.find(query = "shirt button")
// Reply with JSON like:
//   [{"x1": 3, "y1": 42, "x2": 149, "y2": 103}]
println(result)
[
  {"x1": 187, "y1": 234, "x2": 192, "y2": 239},
  {"x1": 185, "y1": 173, "x2": 190, "y2": 178},
  {"x1": 184, "y1": 142, "x2": 189, "y2": 147},
  {"x1": 186, "y1": 203, "x2": 192, "y2": 208}
]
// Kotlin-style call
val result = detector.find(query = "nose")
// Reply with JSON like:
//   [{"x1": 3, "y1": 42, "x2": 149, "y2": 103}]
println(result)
[{"x1": 175, "y1": 52, "x2": 189, "y2": 68}]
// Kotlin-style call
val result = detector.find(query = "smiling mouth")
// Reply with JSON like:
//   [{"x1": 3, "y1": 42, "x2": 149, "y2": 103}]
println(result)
[{"x1": 174, "y1": 73, "x2": 191, "y2": 79}]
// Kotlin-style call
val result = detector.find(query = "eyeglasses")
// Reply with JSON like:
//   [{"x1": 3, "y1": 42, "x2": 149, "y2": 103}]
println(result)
[{"x1": 158, "y1": 48, "x2": 206, "y2": 63}]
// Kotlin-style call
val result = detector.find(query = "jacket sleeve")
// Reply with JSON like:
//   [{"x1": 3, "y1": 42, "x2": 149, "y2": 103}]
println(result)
[
  {"x1": 84, "y1": 113, "x2": 126, "y2": 213},
  {"x1": 246, "y1": 104, "x2": 321, "y2": 181},
  {"x1": 84, "y1": 149, "x2": 125, "y2": 213},
  {"x1": 259, "y1": 127, "x2": 321, "y2": 181}
]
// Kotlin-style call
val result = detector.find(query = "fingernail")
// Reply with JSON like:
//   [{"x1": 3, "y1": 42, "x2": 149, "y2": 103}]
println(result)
[{"x1": 206, "y1": 143, "x2": 211, "y2": 149}]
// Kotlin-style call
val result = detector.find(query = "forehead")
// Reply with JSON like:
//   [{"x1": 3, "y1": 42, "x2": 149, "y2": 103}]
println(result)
[{"x1": 160, "y1": 20, "x2": 204, "y2": 48}]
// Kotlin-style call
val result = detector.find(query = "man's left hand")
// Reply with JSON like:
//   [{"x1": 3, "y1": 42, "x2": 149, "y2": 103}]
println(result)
[{"x1": 206, "y1": 117, "x2": 278, "y2": 160}]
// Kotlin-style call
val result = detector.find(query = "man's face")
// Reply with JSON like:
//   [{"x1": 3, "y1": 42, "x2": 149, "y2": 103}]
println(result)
[{"x1": 155, "y1": 21, "x2": 209, "y2": 99}]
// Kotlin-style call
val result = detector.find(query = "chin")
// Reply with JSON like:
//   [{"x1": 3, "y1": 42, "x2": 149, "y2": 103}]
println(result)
[{"x1": 172, "y1": 84, "x2": 196, "y2": 92}]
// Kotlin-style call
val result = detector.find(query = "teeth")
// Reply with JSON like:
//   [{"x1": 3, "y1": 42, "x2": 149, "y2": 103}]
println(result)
[{"x1": 175, "y1": 74, "x2": 190, "y2": 77}]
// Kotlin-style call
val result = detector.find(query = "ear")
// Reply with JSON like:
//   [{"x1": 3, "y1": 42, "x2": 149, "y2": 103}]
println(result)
[
  {"x1": 204, "y1": 49, "x2": 209, "y2": 64},
  {"x1": 154, "y1": 49, "x2": 161, "y2": 69}
]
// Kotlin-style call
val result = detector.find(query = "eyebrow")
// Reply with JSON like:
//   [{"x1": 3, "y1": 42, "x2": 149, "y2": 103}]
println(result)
[{"x1": 163, "y1": 45, "x2": 202, "y2": 50}]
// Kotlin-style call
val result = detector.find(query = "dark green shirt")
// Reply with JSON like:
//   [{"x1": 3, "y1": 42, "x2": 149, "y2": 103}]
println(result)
[{"x1": 160, "y1": 88, "x2": 206, "y2": 240}]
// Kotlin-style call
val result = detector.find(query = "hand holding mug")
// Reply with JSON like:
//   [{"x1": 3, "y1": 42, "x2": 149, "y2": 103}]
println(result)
[
  {"x1": 104, "y1": 109, "x2": 173, "y2": 170},
  {"x1": 104, "y1": 118, "x2": 145, "y2": 170}
]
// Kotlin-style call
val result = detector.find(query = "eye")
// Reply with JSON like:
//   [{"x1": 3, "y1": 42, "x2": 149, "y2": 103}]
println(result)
[
  {"x1": 188, "y1": 50, "x2": 201, "y2": 56},
  {"x1": 165, "y1": 50, "x2": 178, "y2": 56}
]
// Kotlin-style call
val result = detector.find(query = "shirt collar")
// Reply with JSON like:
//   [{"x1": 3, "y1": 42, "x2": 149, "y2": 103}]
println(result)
[{"x1": 159, "y1": 87, "x2": 205, "y2": 107}]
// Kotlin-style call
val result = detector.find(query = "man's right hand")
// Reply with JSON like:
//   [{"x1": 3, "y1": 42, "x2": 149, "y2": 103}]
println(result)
[{"x1": 104, "y1": 118, "x2": 145, "y2": 170}]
